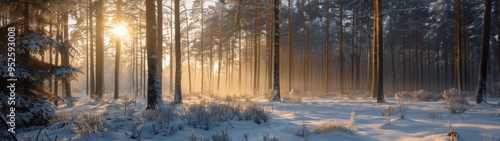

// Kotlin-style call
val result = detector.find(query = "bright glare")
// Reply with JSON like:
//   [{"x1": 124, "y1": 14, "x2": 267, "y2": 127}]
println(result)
[{"x1": 112, "y1": 23, "x2": 128, "y2": 37}]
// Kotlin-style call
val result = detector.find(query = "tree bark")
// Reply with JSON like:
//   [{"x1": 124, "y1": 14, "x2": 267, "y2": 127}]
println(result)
[
  {"x1": 114, "y1": 0, "x2": 121, "y2": 99},
  {"x1": 455, "y1": 0, "x2": 463, "y2": 91},
  {"x1": 325, "y1": 0, "x2": 330, "y2": 93},
  {"x1": 475, "y1": 0, "x2": 492, "y2": 104},
  {"x1": 339, "y1": 0, "x2": 344, "y2": 95},
  {"x1": 146, "y1": 0, "x2": 162, "y2": 109},
  {"x1": 173, "y1": 0, "x2": 182, "y2": 104},
  {"x1": 157, "y1": 0, "x2": 163, "y2": 88},
  {"x1": 95, "y1": 0, "x2": 105, "y2": 100},
  {"x1": 272, "y1": 0, "x2": 281, "y2": 101},
  {"x1": 373, "y1": 0, "x2": 384, "y2": 103}
]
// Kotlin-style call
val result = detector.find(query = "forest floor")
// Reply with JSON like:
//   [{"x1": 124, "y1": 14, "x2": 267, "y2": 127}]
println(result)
[{"x1": 16, "y1": 92, "x2": 500, "y2": 141}]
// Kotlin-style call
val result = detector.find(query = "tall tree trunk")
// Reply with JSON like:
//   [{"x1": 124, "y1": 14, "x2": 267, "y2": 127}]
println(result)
[
  {"x1": 201, "y1": 9, "x2": 205, "y2": 94},
  {"x1": 373, "y1": 0, "x2": 384, "y2": 103},
  {"x1": 301, "y1": 0, "x2": 309, "y2": 92},
  {"x1": 95, "y1": 0, "x2": 105, "y2": 100},
  {"x1": 475, "y1": 0, "x2": 492, "y2": 104},
  {"x1": 390, "y1": 18, "x2": 395, "y2": 94},
  {"x1": 62, "y1": 12, "x2": 73, "y2": 107},
  {"x1": 114, "y1": 0, "x2": 122, "y2": 99},
  {"x1": 253, "y1": 0, "x2": 260, "y2": 96},
  {"x1": 288, "y1": 0, "x2": 293, "y2": 92},
  {"x1": 173, "y1": 0, "x2": 182, "y2": 104},
  {"x1": 170, "y1": 0, "x2": 174, "y2": 96},
  {"x1": 272, "y1": 0, "x2": 281, "y2": 101},
  {"x1": 339, "y1": 0, "x2": 344, "y2": 95},
  {"x1": 217, "y1": 9, "x2": 223, "y2": 94},
  {"x1": 186, "y1": 10, "x2": 192, "y2": 94},
  {"x1": 496, "y1": 0, "x2": 500, "y2": 101},
  {"x1": 146, "y1": 0, "x2": 162, "y2": 109},
  {"x1": 157, "y1": 0, "x2": 163, "y2": 89},
  {"x1": 325, "y1": 0, "x2": 330, "y2": 93},
  {"x1": 401, "y1": 12, "x2": 405, "y2": 91},
  {"x1": 427, "y1": 29, "x2": 431, "y2": 91},
  {"x1": 455, "y1": 0, "x2": 463, "y2": 91},
  {"x1": 352, "y1": 12, "x2": 356, "y2": 90},
  {"x1": 86, "y1": 1, "x2": 90, "y2": 96}
]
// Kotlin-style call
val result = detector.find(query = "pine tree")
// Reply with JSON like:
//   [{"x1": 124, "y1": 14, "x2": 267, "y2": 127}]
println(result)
[
  {"x1": 373, "y1": 0, "x2": 385, "y2": 103},
  {"x1": 146, "y1": 0, "x2": 162, "y2": 109},
  {"x1": 173, "y1": 0, "x2": 183, "y2": 104},
  {"x1": 272, "y1": 0, "x2": 281, "y2": 101},
  {"x1": 475, "y1": 0, "x2": 492, "y2": 104}
]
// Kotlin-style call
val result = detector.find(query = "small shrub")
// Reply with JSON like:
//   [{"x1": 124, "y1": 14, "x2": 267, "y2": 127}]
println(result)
[
  {"x1": 313, "y1": 121, "x2": 350, "y2": 134},
  {"x1": 395, "y1": 91, "x2": 412, "y2": 100},
  {"x1": 73, "y1": 113, "x2": 110, "y2": 133},
  {"x1": 141, "y1": 105, "x2": 176, "y2": 128},
  {"x1": 210, "y1": 129, "x2": 232, "y2": 141},
  {"x1": 122, "y1": 96, "x2": 134, "y2": 116},
  {"x1": 296, "y1": 121, "x2": 312, "y2": 137},
  {"x1": 288, "y1": 89, "x2": 303, "y2": 103},
  {"x1": 347, "y1": 111, "x2": 357, "y2": 132},
  {"x1": 396, "y1": 89, "x2": 440, "y2": 101},
  {"x1": 126, "y1": 121, "x2": 142, "y2": 140},
  {"x1": 442, "y1": 88, "x2": 470, "y2": 114},
  {"x1": 412, "y1": 89, "x2": 432, "y2": 102},
  {"x1": 262, "y1": 134, "x2": 279, "y2": 141},
  {"x1": 263, "y1": 89, "x2": 275, "y2": 102},
  {"x1": 396, "y1": 102, "x2": 408, "y2": 119},
  {"x1": 188, "y1": 130, "x2": 197, "y2": 141},
  {"x1": 381, "y1": 106, "x2": 395, "y2": 124},
  {"x1": 448, "y1": 97, "x2": 469, "y2": 114},
  {"x1": 428, "y1": 112, "x2": 441, "y2": 122},
  {"x1": 243, "y1": 132, "x2": 250, "y2": 141},
  {"x1": 181, "y1": 102, "x2": 217, "y2": 130},
  {"x1": 241, "y1": 103, "x2": 269, "y2": 124}
]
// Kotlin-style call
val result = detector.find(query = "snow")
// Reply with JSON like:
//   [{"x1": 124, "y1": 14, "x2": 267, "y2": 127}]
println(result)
[{"x1": 16, "y1": 92, "x2": 500, "y2": 141}]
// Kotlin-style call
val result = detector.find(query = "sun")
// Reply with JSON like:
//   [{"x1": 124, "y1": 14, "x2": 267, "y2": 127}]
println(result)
[{"x1": 112, "y1": 23, "x2": 128, "y2": 37}]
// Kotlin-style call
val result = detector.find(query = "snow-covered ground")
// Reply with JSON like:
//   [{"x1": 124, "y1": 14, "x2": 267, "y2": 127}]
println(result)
[{"x1": 16, "y1": 92, "x2": 500, "y2": 141}]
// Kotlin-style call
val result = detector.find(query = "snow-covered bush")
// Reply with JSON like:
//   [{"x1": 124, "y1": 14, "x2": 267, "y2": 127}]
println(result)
[
  {"x1": 242, "y1": 132, "x2": 250, "y2": 141},
  {"x1": 411, "y1": 89, "x2": 432, "y2": 101},
  {"x1": 288, "y1": 89, "x2": 303, "y2": 103},
  {"x1": 263, "y1": 89, "x2": 276, "y2": 102},
  {"x1": 443, "y1": 88, "x2": 470, "y2": 114},
  {"x1": 348, "y1": 111, "x2": 357, "y2": 132},
  {"x1": 188, "y1": 130, "x2": 197, "y2": 141},
  {"x1": 296, "y1": 121, "x2": 313, "y2": 137},
  {"x1": 396, "y1": 102, "x2": 409, "y2": 119},
  {"x1": 181, "y1": 101, "x2": 269, "y2": 130},
  {"x1": 241, "y1": 103, "x2": 269, "y2": 124},
  {"x1": 396, "y1": 89, "x2": 440, "y2": 101},
  {"x1": 381, "y1": 105, "x2": 395, "y2": 124},
  {"x1": 72, "y1": 113, "x2": 110, "y2": 133},
  {"x1": 126, "y1": 121, "x2": 142, "y2": 140},
  {"x1": 141, "y1": 105, "x2": 176, "y2": 128},
  {"x1": 262, "y1": 134, "x2": 279, "y2": 141},
  {"x1": 449, "y1": 102, "x2": 468, "y2": 114},
  {"x1": 181, "y1": 102, "x2": 217, "y2": 130},
  {"x1": 209, "y1": 129, "x2": 232, "y2": 141},
  {"x1": 207, "y1": 102, "x2": 239, "y2": 122},
  {"x1": 313, "y1": 121, "x2": 351, "y2": 134},
  {"x1": 428, "y1": 112, "x2": 441, "y2": 122},
  {"x1": 395, "y1": 91, "x2": 412, "y2": 100},
  {"x1": 313, "y1": 111, "x2": 357, "y2": 135}
]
